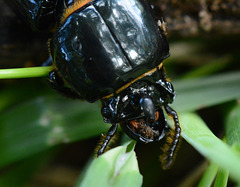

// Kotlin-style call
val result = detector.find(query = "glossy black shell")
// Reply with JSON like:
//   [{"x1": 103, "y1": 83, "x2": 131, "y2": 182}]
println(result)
[
  {"x1": 8, "y1": 0, "x2": 64, "y2": 31},
  {"x1": 50, "y1": 0, "x2": 169, "y2": 102}
]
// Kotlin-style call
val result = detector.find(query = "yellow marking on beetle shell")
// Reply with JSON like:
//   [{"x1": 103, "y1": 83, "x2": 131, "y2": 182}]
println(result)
[
  {"x1": 61, "y1": 0, "x2": 93, "y2": 23},
  {"x1": 101, "y1": 63, "x2": 163, "y2": 100}
]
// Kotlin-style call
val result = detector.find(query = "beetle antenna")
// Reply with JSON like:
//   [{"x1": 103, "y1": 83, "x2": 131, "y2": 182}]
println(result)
[
  {"x1": 160, "y1": 105, "x2": 181, "y2": 169},
  {"x1": 97, "y1": 123, "x2": 118, "y2": 156}
]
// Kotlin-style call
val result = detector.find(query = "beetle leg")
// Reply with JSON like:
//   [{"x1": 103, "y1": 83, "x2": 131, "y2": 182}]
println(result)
[
  {"x1": 160, "y1": 105, "x2": 181, "y2": 169},
  {"x1": 97, "y1": 123, "x2": 118, "y2": 156},
  {"x1": 48, "y1": 70, "x2": 83, "y2": 99}
]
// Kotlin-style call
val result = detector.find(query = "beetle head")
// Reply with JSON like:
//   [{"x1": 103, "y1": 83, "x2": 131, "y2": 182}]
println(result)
[{"x1": 101, "y1": 73, "x2": 175, "y2": 143}]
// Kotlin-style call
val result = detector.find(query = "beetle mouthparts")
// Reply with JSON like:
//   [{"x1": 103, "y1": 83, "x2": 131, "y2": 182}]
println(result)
[{"x1": 128, "y1": 110, "x2": 163, "y2": 141}]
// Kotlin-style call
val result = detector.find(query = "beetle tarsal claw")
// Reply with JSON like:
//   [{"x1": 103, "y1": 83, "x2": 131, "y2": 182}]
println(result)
[{"x1": 140, "y1": 97, "x2": 156, "y2": 121}]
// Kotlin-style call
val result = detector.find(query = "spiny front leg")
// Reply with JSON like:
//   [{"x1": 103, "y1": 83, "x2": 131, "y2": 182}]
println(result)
[{"x1": 160, "y1": 105, "x2": 181, "y2": 169}]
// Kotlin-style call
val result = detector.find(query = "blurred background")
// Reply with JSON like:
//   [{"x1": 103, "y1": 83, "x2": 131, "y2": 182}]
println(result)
[{"x1": 0, "y1": 0, "x2": 239, "y2": 186}]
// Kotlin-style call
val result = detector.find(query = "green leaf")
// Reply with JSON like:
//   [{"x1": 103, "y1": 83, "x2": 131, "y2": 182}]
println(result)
[
  {"x1": 180, "y1": 112, "x2": 240, "y2": 183},
  {"x1": 172, "y1": 71, "x2": 240, "y2": 112},
  {"x1": 77, "y1": 141, "x2": 142, "y2": 187},
  {"x1": 0, "y1": 96, "x2": 108, "y2": 168},
  {"x1": 225, "y1": 104, "x2": 240, "y2": 146}
]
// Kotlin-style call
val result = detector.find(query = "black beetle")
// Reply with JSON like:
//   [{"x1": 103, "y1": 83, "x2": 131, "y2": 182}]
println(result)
[{"x1": 10, "y1": 0, "x2": 181, "y2": 169}]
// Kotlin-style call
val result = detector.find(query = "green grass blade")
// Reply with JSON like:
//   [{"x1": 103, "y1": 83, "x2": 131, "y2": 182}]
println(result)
[
  {"x1": 180, "y1": 112, "x2": 240, "y2": 183},
  {"x1": 172, "y1": 71, "x2": 240, "y2": 112},
  {"x1": 214, "y1": 168, "x2": 229, "y2": 187},
  {"x1": 198, "y1": 162, "x2": 218, "y2": 187},
  {"x1": 0, "y1": 67, "x2": 52, "y2": 79}
]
